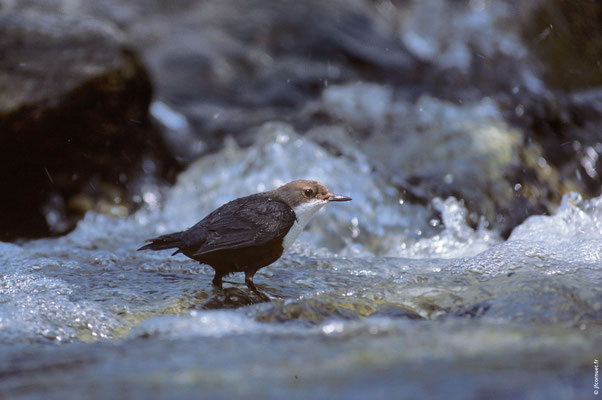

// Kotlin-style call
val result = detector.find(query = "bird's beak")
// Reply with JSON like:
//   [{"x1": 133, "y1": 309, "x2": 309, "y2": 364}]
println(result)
[{"x1": 327, "y1": 193, "x2": 352, "y2": 202}]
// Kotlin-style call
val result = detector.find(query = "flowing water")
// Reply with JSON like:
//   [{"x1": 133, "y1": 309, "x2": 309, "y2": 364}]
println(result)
[{"x1": 1, "y1": 127, "x2": 601, "y2": 399}]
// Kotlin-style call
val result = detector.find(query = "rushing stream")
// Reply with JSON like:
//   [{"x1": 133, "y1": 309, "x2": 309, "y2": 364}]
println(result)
[
  {"x1": 1, "y1": 127, "x2": 600, "y2": 399},
  {"x1": 1, "y1": 0, "x2": 602, "y2": 398}
]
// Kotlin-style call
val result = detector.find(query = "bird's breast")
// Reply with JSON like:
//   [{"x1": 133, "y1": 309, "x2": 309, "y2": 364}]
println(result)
[{"x1": 281, "y1": 199, "x2": 326, "y2": 251}]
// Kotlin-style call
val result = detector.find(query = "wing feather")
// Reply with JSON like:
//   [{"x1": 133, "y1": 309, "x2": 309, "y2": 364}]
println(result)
[{"x1": 180, "y1": 195, "x2": 296, "y2": 257}]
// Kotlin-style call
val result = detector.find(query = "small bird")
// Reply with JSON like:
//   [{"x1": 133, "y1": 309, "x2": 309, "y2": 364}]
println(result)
[{"x1": 138, "y1": 180, "x2": 351, "y2": 299}]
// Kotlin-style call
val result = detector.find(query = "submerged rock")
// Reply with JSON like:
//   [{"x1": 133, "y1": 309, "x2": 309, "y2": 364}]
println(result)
[{"x1": 0, "y1": 9, "x2": 176, "y2": 240}]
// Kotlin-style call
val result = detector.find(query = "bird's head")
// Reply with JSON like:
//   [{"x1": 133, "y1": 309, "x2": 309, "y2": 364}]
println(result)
[{"x1": 276, "y1": 180, "x2": 351, "y2": 207}]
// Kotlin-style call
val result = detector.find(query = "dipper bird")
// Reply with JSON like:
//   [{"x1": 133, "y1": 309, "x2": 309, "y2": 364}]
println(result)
[{"x1": 138, "y1": 180, "x2": 351, "y2": 299}]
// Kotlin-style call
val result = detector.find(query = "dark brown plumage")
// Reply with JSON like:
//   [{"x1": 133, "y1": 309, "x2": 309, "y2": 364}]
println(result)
[{"x1": 138, "y1": 180, "x2": 351, "y2": 299}]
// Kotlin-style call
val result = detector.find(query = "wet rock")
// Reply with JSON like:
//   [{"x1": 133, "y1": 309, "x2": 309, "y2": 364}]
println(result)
[
  {"x1": 201, "y1": 288, "x2": 269, "y2": 309},
  {"x1": 316, "y1": 81, "x2": 602, "y2": 237},
  {"x1": 500, "y1": 87, "x2": 602, "y2": 227},
  {"x1": 396, "y1": 0, "x2": 535, "y2": 100},
  {"x1": 254, "y1": 297, "x2": 423, "y2": 325},
  {"x1": 521, "y1": 0, "x2": 602, "y2": 90},
  {"x1": 0, "y1": 9, "x2": 176, "y2": 240},
  {"x1": 130, "y1": 0, "x2": 420, "y2": 152},
  {"x1": 317, "y1": 90, "x2": 518, "y2": 235},
  {"x1": 7, "y1": 0, "x2": 421, "y2": 154}
]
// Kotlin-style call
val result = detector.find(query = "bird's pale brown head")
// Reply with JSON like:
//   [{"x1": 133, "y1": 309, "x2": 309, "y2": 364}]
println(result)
[
  {"x1": 273, "y1": 180, "x2": 351, "y2": 251},
  {"x1": 274, "y1": 179, "x2": 352, "y2": 208}
]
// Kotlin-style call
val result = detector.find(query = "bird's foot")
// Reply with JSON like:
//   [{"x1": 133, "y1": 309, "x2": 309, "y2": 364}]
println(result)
[
  {"x1": 251, "y1": 288, "x2": 271, "y2": 302},
  {"x1": 245, "y1": 275, "x2": 271, "y2": 302},
  {"x1": 212, "y1": 276, "x2": 223, "y2": 289}
]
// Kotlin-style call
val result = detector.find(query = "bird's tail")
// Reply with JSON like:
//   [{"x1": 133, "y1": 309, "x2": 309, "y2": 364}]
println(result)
[{"x1": 138, "y1": 232, "x2": 183, "y2": 255}]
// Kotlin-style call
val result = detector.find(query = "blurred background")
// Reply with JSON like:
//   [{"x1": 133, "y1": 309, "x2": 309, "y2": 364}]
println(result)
[
  {"x1": 0, "y1": 1, "x2": 601, "y2": 399},
  {"x1": 1, "y1": 0, "x2": 601, "y2": 240}
]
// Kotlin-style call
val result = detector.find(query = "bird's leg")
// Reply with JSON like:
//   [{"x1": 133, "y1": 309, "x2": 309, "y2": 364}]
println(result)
[
  {"x1": 212, "y1": 271, "x2": 223, "y2": 289},
  {"x1": 244, "y1": 271, "x2": 270, "y2": 302}
]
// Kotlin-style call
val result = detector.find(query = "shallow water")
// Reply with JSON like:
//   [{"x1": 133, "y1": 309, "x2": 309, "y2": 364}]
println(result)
[{"x1": 1, "y1": 127, "x2": 601, "y2": 399}]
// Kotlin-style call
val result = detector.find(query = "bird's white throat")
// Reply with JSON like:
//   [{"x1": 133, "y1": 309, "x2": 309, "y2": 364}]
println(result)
[{"x1": 281, "y1": 199, "x2": 327, "y2": 251}]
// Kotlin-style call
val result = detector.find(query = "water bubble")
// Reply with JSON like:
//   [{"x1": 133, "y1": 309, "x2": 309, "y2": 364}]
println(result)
[
  {"x1": 322, "y1": 321, "x2": 344, "y2": 335},
  {"x1": 514, "y1": 104, "x2": 525, "y2": 117},
  {"x1": 143, "y1": 192, "x2": 158, "y2": 207}
]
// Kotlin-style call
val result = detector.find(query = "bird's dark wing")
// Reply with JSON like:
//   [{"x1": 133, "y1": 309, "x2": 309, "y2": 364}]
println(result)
[{"x1": 180, "y1": 195, "x2": 296, "y2": 257}]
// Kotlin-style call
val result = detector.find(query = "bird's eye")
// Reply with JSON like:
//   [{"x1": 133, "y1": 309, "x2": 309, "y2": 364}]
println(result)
[{"x1": 304, "y1": 188, "x2": 314, "y2": 197}]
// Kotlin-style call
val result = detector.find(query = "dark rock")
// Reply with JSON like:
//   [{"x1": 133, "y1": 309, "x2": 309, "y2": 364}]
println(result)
[
  {"x1": 503, "y1": 88, "x2": 602, "y2": 209},
  {"x1": 0, "y1": 10, "x2": 176, "y2": 240},
  {"x1": 84, "y1": 0, "x2": 422, "y2": 152},
  {"x1": 521, "y1": 0, "x2": 602, "y2": 91}
]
